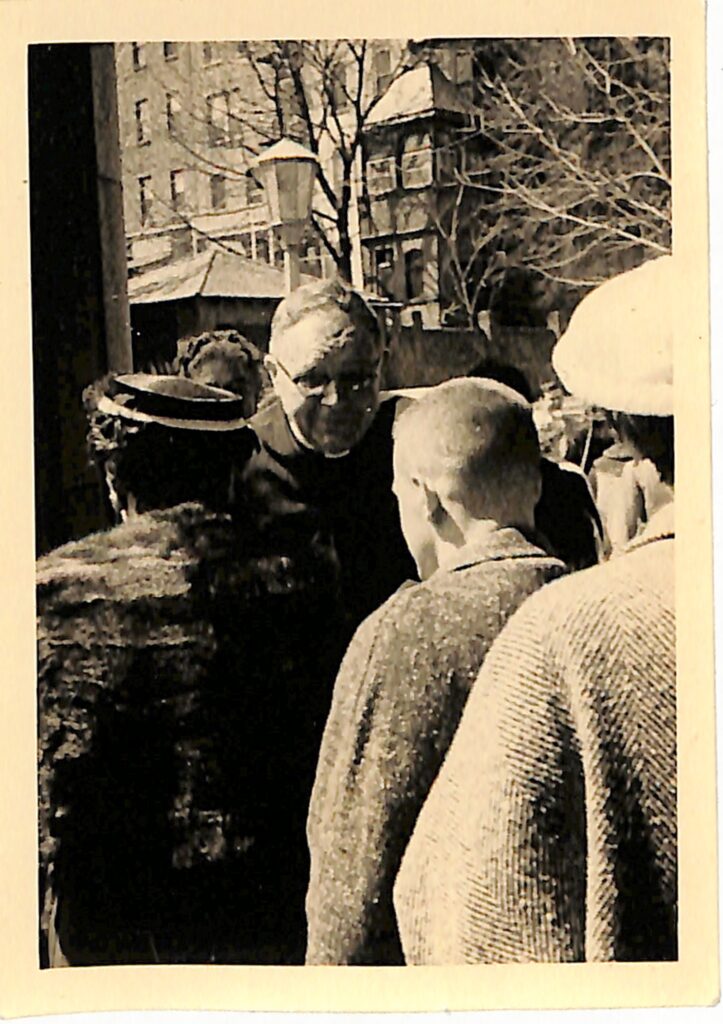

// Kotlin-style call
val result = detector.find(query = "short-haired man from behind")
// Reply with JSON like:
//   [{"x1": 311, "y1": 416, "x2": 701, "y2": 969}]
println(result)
[
  {"x1": 394, "y1": 255, "x2": 677, "y2": 964},
  {"x1": 304, "y1": 378, "x2": 567, "y2": 965}
]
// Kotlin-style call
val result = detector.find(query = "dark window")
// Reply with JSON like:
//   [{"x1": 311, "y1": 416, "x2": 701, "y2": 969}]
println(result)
[
  {"x1": 373, "y1": 245, "x2": 395, "y2": 295},
  {"x1": 404, "y1": 248, "x2": 425, "y2": 299},
  {"x1": 139, "y1": 175, "x2": 153, "y2": 226},
  {"x1": 301, "y1": 244, "x2": 323, "y2": 278},
  {"x1": 246, "y1": 172, "x2": 264, "y2": 205},
  {"x1": 210, "y1": 174, "x2": 226, "y2": 209},
  {"x1": 454, "y1": 50, "x2": 474, "y2": 83},
  {"x1": 374, "y1": 48, "x2": 392, "y2": 93},
  {"x1": 401, "y1": 134, "x2": 433, "y2": 189},
  {"x1": 132, "y1": 43, "x2": 146, "y2": 71},
  {"x1": 367, "y1": 156, "x2": 395, "y2": 195},
  {"x1": 256, "y1": 233, "x2": 270, "y2": 264},
  {"x1": 134, "y1": 98, "x2": 150, "y2": 145},
  {"x1": 228, "y1": 88, "x2": 244, "y2": 147},
  {"x1": 165, "y1": 93, "x2": 181, "y2": 134},
  {"x1": 170, "y1": 169, "x2": 186, "y2": 211},
  {"x1": 163, "y1": 42, "x2": 179, "y2": 61},
  {"x1": 207, "y1": 92, "x2": 229, "y2": 146},
  {"x1": 329, "y1": 65, "x2": 349, "y2": 111}
]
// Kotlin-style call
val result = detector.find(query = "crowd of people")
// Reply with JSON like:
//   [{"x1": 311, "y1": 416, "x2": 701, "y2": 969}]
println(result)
[{"x1": 36, "y1": 255, "x2": 676, "y2": 967}]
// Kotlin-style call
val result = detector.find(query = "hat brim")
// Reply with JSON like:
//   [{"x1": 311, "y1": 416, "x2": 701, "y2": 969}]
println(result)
[{"x1": 96, "y1": 394, "x2": 250, "y2": 432}]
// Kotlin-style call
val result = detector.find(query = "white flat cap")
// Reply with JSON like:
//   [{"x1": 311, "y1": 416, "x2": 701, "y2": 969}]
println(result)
[{"x1": 552, "y1": 255, "x2": 674, "y2": 415}]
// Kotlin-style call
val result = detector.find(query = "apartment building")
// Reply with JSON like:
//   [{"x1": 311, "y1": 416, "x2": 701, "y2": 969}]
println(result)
[{"x1": 116, "y1": 39, "x2": 479, "y2": 301}]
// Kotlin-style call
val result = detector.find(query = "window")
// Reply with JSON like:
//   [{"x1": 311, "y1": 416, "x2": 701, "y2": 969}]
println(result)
[
  {"x1": 163, "y1": 41, "x2": 179, "y2": 61},
  {"x1": 301, "y1": 244, "x2": 323, "y2": 278},
  {"x1": 207, "y1": 91, "x2": 229, "y2": 146},
  {"x1": 454, "y1": 50, "x2": 474, "y2": 83},
  {"x1": 366, "y1": 156, "x2": 396, "y2": 195},
  {"x1": 170, "y1": 169, "x2": 186, "y2": 211},
  {"x1": 132, "y1": 43, "x2": 146, "y2": 71},
  {"x1": 404, "y1": 248, "x2": 425, "y2": 300},
  {"x1": 246, "y1": 171, "x2": 264, "y2": 206},
  {"x1": 210, "y1": 174, "x2": 226, "y2": 209},
  {"x1": 139, "y1": 175, "x2": 153, "y2": 226},
  {"x1": 165, "y1": 93, "x2": 181, "y2": 134},
  {"x1": 437, "y1": 139, "x2": 464, "y2": 181},
  {"x1": 202, "y1": 42, "x2": 215, "y2": 64},
  {"x1": 374, "y1": 48, "x2": 392, "y2": 93},
  {"x1": 328, "y1": 65, "x2": 349, "y2": 111},
  {"x1": 134, "y1": 98, "x2": 151, "y2": 145},
  {"x1": 228, "y1": 88, "x2": 244, "y2": 147},
  {"x1": 256, "y1": 233, "x2": 270, "y2": 264},
  {"x1": 401, "y1": 134, "x2": 433, "y2": 189},
  {"x1": 373, "y1": 245, "x2": 395, "y2": 294}
]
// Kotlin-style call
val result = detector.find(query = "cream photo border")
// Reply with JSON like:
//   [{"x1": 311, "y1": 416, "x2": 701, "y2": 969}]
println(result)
[{"x1": 0, "y1": 0, "x2": 716, "y2": 1015}]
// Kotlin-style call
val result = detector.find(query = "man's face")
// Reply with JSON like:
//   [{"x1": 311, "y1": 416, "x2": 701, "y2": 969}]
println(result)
[{"x1": 269, "y1": 310, "x2": 382, "y2": 456}]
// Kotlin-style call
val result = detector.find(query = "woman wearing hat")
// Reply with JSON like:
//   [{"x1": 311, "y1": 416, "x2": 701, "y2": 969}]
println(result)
[{"x1": 38, "y1": 373, "x2": 327, "y2": 965}]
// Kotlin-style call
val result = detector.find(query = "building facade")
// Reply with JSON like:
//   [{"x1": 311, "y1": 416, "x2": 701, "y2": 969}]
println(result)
[{"x1": 115, "y1": 38, "x2": 484, "y2": 331}]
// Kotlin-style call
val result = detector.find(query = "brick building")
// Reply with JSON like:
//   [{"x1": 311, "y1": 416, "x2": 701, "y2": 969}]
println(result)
[{"x1": 115, "y1": 39, "x2": 482, "y2": 313}]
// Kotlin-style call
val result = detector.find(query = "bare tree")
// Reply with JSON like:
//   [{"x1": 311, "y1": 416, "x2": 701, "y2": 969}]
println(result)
[
  {"x1": 125, "y1": 40, "x2": 421, "y2": 280},
  {"x1": 424, "y1": 37, "x2": 671, "y2": 322},
  {"x1": 238, "y1": 40, "x2": 425, "y2": 279}
]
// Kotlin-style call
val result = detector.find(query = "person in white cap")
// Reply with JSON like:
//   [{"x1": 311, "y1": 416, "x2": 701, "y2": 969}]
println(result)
[{"x1": 393, "y1": 255, "x2": 676, "y2": 963}]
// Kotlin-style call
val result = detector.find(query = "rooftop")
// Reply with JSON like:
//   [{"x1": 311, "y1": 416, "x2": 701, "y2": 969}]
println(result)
[
  {"x1": 366, "y1": 63, "x2": 475, "y2": 128},
  {"x1": 128, "y1": 247, "x2": 397, "y2": 308},
  {"x1": 128, "y1": 248, "x2": 316, "y2": 305}
]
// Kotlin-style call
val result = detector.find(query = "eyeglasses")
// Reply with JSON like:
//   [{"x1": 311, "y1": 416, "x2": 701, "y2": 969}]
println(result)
[{"x1": 272, "y1": 355, "x2": 381, "y2": 399}]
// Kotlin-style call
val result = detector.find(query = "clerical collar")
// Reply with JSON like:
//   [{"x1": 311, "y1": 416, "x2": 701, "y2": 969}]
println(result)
[{"x1": 287, "y1": 412, "x2": 350, "y2": 459}]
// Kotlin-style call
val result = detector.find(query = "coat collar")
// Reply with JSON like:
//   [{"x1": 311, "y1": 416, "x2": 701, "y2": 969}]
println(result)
[
  {"x1": 434, "y1": 527, "x2": 560, "y2": 577},
  {"x1": 626, "y1": 499, "x2": 675, "y2": 552}
]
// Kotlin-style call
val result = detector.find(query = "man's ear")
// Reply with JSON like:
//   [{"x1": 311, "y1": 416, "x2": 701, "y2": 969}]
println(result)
[
  {"x1": 426, "y1": 478, "x2": 466, "y2": 547},
  {"x1": 422, "y1": 482, "x2": 447, "y2": 529}
]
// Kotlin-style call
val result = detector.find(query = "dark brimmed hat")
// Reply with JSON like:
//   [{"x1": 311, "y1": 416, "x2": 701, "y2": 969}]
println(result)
[{"x1": 96, "y1": 374, "x2": 250, "y2": 431}]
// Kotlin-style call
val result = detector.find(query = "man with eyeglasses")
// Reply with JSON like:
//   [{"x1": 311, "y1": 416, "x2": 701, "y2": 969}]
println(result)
[
  {"x1": 231, "y1": 277, "x2": 416, "y2": 962},
  {"x1": 239, "y1": 277, "x2": 416, "y2": 633}
]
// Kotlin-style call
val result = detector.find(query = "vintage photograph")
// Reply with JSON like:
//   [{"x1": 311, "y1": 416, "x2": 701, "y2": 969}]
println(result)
[{"x1": 30, "y1": 32, "x2": 680, "y2": 976}]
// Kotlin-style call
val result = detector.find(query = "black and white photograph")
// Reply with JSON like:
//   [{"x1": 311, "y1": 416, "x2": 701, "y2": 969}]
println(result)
[{"x1": 0, "y1": 0, "x2": 717, "y2": 1015}]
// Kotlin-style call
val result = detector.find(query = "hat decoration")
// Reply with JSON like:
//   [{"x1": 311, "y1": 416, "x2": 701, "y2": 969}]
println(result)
[{"x1": 97, "y1": 374, "x2": 250, "y2": 432}]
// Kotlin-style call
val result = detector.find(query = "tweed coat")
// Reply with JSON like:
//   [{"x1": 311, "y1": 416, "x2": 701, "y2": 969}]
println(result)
[
  {"x1": 394, "y1": 503, "x2": 676, "y2": 963},
  {"x1": 305, "y1": 528, "x2": 566, "y2": 965}
]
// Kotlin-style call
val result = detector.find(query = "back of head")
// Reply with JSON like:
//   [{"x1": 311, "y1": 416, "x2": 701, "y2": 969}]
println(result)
[
  {"x1": 393, "y1": 377, "x2": 541, "y2": 526},
  {"x1": 466, "y1": 361, "x2": 535, "y2": 403},
  {"x1": 84, "y1": 374, "x2": 256, "y2": 519},
  {"x1": 269, "y1": 277, "x2": 381, "y2": 363},
  {"x1": 175, "y1": 329, "x2": 264, "y2": 416}
]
